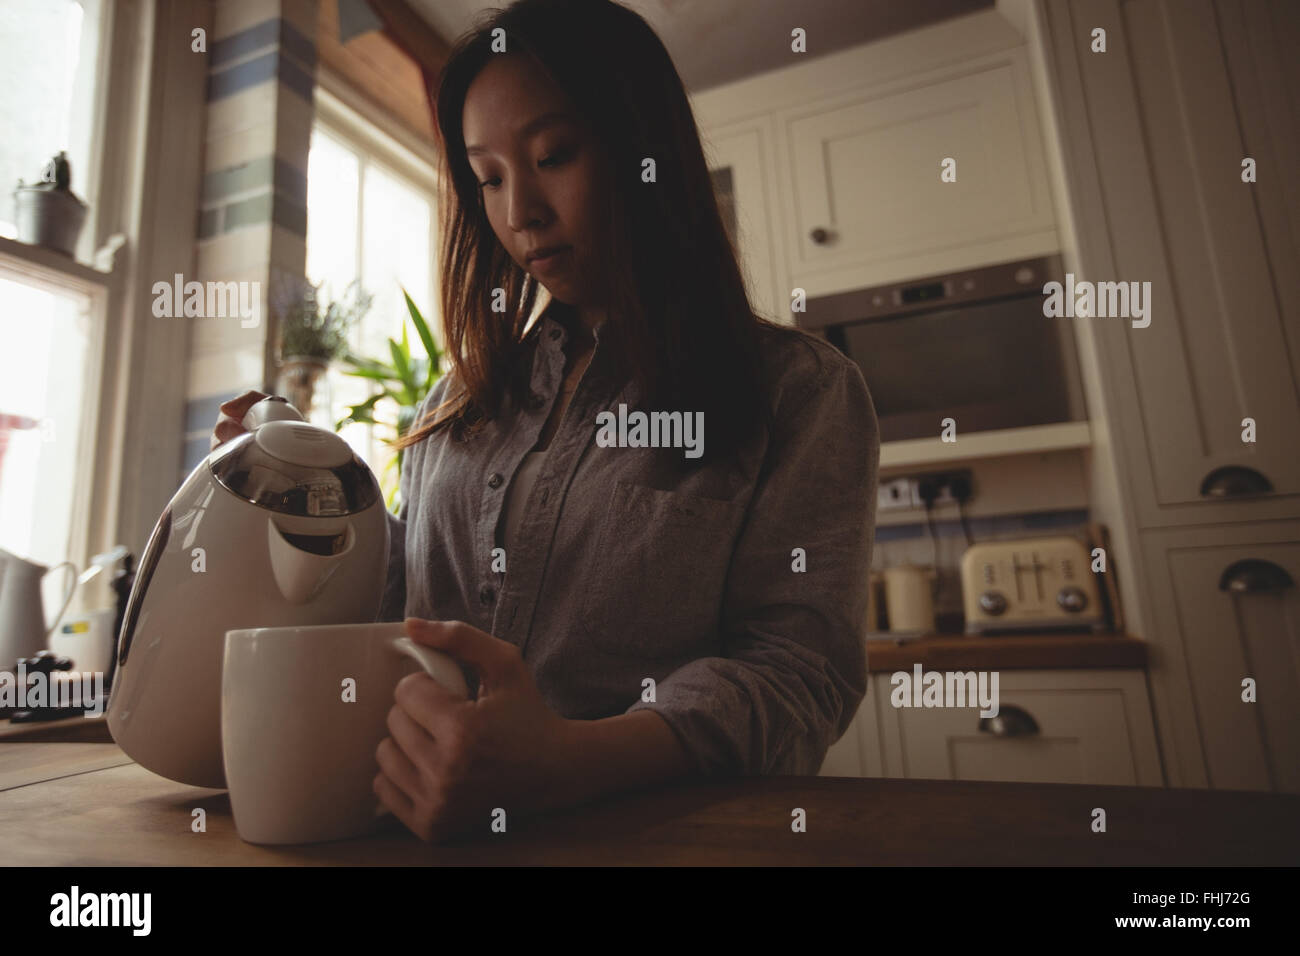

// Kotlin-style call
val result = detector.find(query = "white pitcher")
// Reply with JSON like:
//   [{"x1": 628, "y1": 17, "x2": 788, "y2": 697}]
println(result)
[{"x1": 0, "y1": 548, "x2": 76, "y2": 667}]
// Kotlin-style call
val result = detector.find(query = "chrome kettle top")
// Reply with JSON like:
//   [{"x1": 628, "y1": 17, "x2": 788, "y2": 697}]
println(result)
[{"x1": 208, "y1": 421, "x2": 381, "y2": 517}]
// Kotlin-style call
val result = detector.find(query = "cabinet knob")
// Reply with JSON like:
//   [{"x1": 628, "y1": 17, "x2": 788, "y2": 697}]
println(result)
[
  {"x1": 1200, "y1": 465, "x2": 1272, "y2": 498},
  {"x1": 1218, "y1": 558, "x2": 1294, "y2": 593},
  {"x1": 978, "y1": 705, "x2": 1039, "y2": 737},
  {"x1": 809, "y1": 227, "x2": 835, "y2": 245}
]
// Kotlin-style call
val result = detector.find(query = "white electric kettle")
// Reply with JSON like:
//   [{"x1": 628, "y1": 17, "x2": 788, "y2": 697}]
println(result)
[{"x1": 106, "y1": 397, "x2": 390, "y2": 788}]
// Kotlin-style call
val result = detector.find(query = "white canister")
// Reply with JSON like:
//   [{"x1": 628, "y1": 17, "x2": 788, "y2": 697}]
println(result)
[
  {"x1": 882, "y1": 564, "x2": 937, "y2": 633},
  {"x1": 50, "y1": 608, "x2": 116, "y2": 675}
]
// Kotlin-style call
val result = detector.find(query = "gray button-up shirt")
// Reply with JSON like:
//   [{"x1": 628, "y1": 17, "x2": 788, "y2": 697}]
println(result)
[{"x1": 380, "y1": 310, "x2": 880, "y2": 776}]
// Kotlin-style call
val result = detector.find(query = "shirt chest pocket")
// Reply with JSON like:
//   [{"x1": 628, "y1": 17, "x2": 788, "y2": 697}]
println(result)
[{"x1": 578, "y1": 481, "x2": 741, "y2": 661}]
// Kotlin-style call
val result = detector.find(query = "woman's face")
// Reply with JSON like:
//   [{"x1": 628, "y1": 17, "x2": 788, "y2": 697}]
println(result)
[{"x1": 462, "y1": 53, "x2": 608, "y2": 308}]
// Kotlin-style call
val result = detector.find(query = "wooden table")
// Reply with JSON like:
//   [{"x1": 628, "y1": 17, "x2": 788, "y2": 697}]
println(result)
[{"x1": 2, "y1": 741, "x2": 1297, "y2": 865}]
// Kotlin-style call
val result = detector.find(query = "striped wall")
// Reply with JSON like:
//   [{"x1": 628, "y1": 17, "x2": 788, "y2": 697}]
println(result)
[{"x1": 182, "y1": 0, "x2": 319, "y2": 483}]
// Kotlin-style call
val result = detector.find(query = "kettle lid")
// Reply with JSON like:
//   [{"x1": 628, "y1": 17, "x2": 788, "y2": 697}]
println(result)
[{"x1": 208, "y1": 423, "x2": 381, "y2": 517}]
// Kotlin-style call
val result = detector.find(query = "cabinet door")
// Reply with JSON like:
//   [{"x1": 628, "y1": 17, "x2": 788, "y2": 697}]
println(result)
[
  {"x1": 780, "y1": 48, "x2": 1058, "y2": 294},
  {"x1": 1049, "y1": 0, "x2": 1300, "y2": 512},
  {"x1": 702, "y1": 120, "x2": 785, "y2": 324},
  {"x1": 819, "y1": 676, "x2": 886, "y2": 777},
  {"x1": 875, "y1": 669, "x2": 1162, "y2": 785},
  {"x1": 1141, "y1": 523, "x2": 1300, "y2": 794}
]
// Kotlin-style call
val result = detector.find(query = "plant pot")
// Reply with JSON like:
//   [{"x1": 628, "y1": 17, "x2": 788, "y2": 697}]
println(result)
[
  {"x1": 13, "y1": 185, "x2": 87, "y2": 257},
  {"x1": 277, "y1": 356, "x2": 330, "y2": 418}
]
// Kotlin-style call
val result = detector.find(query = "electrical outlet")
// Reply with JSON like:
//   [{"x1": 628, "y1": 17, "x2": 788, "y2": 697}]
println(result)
[{"x1": 878, "y1": 477, "x2": 917, "y2": 511}]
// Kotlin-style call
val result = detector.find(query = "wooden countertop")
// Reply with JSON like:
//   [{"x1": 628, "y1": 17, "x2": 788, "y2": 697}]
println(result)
[
  {"x1": 1, "y1": 741, "x2": 1294, "y2": 865},
  {"x1": 866, "y1": 632, "x2": 1146, "y2": 671}
]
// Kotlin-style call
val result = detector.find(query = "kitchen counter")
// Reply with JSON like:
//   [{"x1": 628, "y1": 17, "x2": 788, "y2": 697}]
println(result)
[
  {"x1": 866, "y1": 632, "x2": 1146, "y2": 672},
  {"x1": 1, "y1": 741, "x2": 1294, "y2": 865}
]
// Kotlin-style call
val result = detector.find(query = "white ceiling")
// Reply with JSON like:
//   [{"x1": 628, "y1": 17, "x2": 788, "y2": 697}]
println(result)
[{"x1": 406, "y1": 0, "x2": 992, "y2": 92}]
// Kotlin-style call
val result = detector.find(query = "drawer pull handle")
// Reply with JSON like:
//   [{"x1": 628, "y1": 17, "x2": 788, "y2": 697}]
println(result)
[
  {"x1": 1200, "y1": 465, "x2": 1272, "y2": 498},
  {"x1": 978, "y1": 705, "x2": 1039, "y2": 737},
  {"x1": 1219, "y1": 558, "x2": 1294, "y2": 593}
]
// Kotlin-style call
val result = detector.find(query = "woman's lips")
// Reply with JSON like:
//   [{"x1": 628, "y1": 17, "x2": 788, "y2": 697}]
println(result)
[{"x1": 528, "y1": 246, "x2": 571, "y2": 275}]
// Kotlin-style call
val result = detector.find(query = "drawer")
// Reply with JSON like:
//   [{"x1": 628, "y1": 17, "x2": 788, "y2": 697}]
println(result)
[{"x1": 874, "y1": 669, "x2": 1162, "y2": 786}]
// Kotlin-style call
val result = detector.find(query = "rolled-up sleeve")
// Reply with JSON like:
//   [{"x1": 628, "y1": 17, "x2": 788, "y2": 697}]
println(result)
[{"x1": 626, "y1": 355, "x2": 880, "y2": 775}]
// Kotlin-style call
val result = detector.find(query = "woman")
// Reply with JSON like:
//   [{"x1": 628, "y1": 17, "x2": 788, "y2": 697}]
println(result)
[{"x1": 214, "y1": 0, "x2": 879, "y2": 843}]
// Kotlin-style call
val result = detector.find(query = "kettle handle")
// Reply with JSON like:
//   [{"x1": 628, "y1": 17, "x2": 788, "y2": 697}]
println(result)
[{"x1": 43, "y1": 561, "x2": 77, "y2": 640}]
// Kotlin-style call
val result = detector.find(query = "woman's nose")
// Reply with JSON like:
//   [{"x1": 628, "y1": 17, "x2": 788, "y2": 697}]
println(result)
[{"x1": 505, "y1": 177, "x2": 548, "y2": 234}]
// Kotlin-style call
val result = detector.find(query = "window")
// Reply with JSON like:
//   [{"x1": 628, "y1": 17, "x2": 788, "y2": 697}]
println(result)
[
  {"x1": 305, "y1": 87, "x2": 440, "y2": 499},
  {"x1": 0, "y1": 0, "x2": 103, "y2": 241},
  {"x1": 0, "y1": 0, "x2": 107, "y2": 576},
  {"x1": 0, "y1": 277, "x2": 95, "y2": 568}
]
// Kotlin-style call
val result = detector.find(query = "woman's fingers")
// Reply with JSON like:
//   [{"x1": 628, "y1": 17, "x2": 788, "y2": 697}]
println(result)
[
  {"x1": 210, "y1": 389, "x2": 270, "y2": 451},
  {"x1": 375, "y1": 734, "x2": 425, "y2": 799},
  {"x1": 405, "y1": 619, "x2": 520, "y2": 693},
  {"x1": 219, "y1": 389, "x2": 270, "y2": 417}
]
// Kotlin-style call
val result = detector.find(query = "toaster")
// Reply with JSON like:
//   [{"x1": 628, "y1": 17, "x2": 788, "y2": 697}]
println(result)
[{"x1": 960, "y1": 536, "x2": 1107, "y2": 634}]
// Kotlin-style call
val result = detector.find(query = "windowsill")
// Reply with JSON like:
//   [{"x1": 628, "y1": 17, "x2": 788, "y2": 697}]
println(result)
[{"x1": 0, "y1": 235, "x2": 114, "y2": 293}]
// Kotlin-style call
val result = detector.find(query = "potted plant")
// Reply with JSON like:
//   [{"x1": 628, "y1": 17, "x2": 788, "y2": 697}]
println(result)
[
  {"x1": 13, "y1": 152, "x2": 88, "y2": 257},
  {"x1": 336, "y1": 288, "x2": 443, "y2": 512},
  {"x1": 270, "y1": 276, "x2": 373, "y2": 416}
]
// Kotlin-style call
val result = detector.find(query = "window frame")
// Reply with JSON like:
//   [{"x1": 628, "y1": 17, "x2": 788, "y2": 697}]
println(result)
[{"x1": 1, "y1": 0, "x2": 212, "y2": 583}]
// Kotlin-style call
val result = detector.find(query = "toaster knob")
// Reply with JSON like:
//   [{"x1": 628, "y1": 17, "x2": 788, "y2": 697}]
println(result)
[
  {"x1": 978, "y1": 591, "x2": 1007, "y2": 615},
  {"x1": 1057, "y1": 587, "x2": 1088, "y2": 613}
]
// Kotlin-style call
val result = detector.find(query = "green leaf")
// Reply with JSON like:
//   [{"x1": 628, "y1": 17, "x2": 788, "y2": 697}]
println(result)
[
  {"x1": 401, "y1": 287, "x2": 441, "y2": 387},
  {"x1": 335, "y1": 392, "x2": 384, "y2": 430}
]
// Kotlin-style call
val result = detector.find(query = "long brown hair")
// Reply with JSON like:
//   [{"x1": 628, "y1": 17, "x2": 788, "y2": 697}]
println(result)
[{"x1": 398, "y1": 0, "x2": 817, "y2": 463}]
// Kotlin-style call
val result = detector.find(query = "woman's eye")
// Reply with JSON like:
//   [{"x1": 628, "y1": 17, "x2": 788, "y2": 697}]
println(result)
[
  {"x1": 539, "y1": 148, "x2": 573, "y2": 168},
  {"x1": 477, "y1": 148, "x2": 573, "y2": 190}
]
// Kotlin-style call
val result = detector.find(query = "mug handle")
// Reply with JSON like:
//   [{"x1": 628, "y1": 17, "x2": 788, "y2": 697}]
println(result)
[
  {"x1": 372, "y1": 636, "x2": 472, "y2": 821},
  {"x1": 390, "y1": 636, "x2": 471, "y2": 700}
]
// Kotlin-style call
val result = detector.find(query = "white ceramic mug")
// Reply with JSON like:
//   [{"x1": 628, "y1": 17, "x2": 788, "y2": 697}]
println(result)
[{"x1": 221, "y1": 621, "x2": 470, "y2": 845}]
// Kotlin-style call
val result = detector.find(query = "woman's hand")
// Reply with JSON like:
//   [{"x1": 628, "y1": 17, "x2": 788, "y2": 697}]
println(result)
[
  {"x1": 209, "y1": 389, "x2": 269, "y2": 451},
  {"x1": 373, "y1": 618, "x2": 578, "y2": 843}
]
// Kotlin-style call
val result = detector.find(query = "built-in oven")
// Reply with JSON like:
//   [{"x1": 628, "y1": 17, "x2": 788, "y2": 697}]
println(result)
[{"x1": 795, "y1": 256, "x2": 1088, "y2": 444}]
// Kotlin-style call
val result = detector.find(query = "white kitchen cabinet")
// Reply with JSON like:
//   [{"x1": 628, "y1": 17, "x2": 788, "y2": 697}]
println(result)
[
  {"x1": 1138, "y1": 521, "x2": 1300, "y2": 794},
  {"x1": 872, "y1": 668, "x2": 1161, "y2": 785},
  {"x1": 692, "y1": 10, "x2": 1059, "y2": 300},
  {"x1": 820, "y1": 677, "x2": 886, "y2": 777},
  {"x1": 1032, "y1": 0, "x2": 1300, "y2": 527},
  {"x1": 822, "y1": 665, "x2": 1161, "y2": 787},
  {"x1": 1027, "y1": 0, "x2": 1300, "y2": 793},
  {"x1": 701, "y1": 118, "x2": 787, "y2": 325},
  {"x1": 777, "y1": 47, "x2": 1059, "y2": 296}
]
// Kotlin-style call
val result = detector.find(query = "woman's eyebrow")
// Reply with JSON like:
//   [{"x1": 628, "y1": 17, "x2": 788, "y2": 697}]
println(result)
[{"x1": 466, "y1": 111, "x2": 576, "y2": 157}]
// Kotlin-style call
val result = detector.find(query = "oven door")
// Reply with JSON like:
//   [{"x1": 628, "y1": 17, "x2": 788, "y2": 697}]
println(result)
[{"x1": 825, "y1": 294, "x2": 1088, "y2": 443}]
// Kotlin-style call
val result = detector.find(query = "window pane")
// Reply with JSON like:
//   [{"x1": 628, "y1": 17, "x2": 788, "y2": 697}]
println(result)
[
  {"x1": 361, "y1": 163, "x2": 433, "y2": 360},
  {"x1": 306, "y1": 130, "x2": 360, "y2": 297},
  {"x1": 357, "y1": 165, "x2": 433, "y2": 480},
  {"x1": 0, "y1": 0, "x2": 99, "y2": 240},
  {"x1": 0, "y1": 277, "x2": 92, "y2": 575}
]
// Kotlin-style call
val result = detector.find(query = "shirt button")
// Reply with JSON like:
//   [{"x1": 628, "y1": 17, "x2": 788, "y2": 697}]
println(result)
[
  {"x1": 549, "y1": 328, "x2": 562, "y2": 340},
  {"x1": 479, "y1": 585, "x2": 495, "y2": 605},
  {"x1": 528, "y1": 392, "x2": 546, "y2": 409},
  {"x1": 488, "y1": 472, "x2": 504, "y2": 489}
]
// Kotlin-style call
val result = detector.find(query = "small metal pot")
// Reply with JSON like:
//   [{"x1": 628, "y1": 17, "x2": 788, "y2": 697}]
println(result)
[{"x1": 13, "y1": 185, "x2": 87, "y2": 257}]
